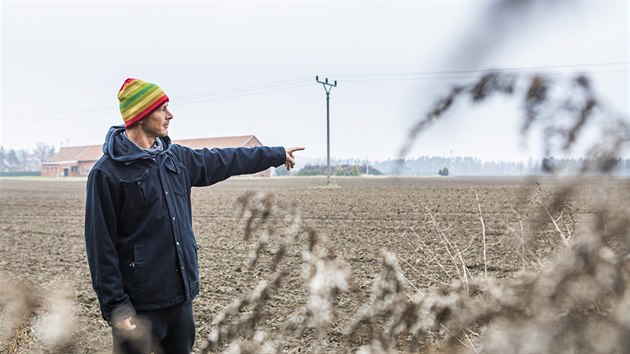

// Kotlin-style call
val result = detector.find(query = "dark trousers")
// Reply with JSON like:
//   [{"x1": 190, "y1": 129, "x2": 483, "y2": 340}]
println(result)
[{"x1": 112, "y1": 301, "x2": 195, "y2": 354}]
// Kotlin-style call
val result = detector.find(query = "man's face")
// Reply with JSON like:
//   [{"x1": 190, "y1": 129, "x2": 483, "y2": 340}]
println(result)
[{"x1": 140, "y1": 102, "x2": 173, "y2": 138}]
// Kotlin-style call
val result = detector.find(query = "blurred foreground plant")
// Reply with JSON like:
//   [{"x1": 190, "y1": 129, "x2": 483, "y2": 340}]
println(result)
[
  {"x1": 198, "y1": 192, "x2": 350, "y2": 353},
  {"x1": 0, "y1": 277, "x2": 76, "y2": 353},
  {"x1": 197, "y1": 67, "x2": 629, "y2": 353}
]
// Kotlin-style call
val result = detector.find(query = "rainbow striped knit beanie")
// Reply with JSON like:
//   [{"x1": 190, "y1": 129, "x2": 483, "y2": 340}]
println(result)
[{"x1": 117, "y1": 78, "x2": 169, "y2": 128}]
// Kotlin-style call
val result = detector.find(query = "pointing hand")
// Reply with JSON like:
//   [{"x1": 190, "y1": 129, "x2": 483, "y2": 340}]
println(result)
[{"x1": 285, "y1": 147, "x2": 305, "y2": 170}]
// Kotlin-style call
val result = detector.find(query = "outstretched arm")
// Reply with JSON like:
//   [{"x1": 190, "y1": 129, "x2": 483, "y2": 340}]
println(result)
[
  {"x1": 285, "y1": 146, "x2": 305, "y2": 170},
  {"x1": 181, "y1": 145, "x2": 287, "y2": 187}
]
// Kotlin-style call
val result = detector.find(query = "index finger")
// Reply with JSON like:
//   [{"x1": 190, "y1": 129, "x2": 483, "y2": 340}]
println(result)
[{"x1": 287, "y1": 146, "x2": 305, "y2": 153}]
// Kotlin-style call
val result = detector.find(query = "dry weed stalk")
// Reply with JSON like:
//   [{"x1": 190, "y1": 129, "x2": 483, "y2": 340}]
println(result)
[
  {"x1": 343, "y1": 210, "x2": 629, "y2": 353},
  {"x1": 384, "y1": 68, "x2": 630, "y2": 353},
  {"x1": 423, "y1": 204, "x2": 471, "y2": 290},
  {"x1": 481, "y1": 208, "x2": 630, "y2": 353},
  {"x1": 399, "y1": 72, "x2": 629, "y2": 172},
  {"x1": 341, "y1": 63, "x2": 630, "y2": 353},
  {"x1": 199, "y1": 191, "x2": 350, "y2": 353},
  {"x1": 404, "y1": 223, "x2": 469, "y2": 287},
  {"x1": 199, "y1": 271, "x2": 286, "y2": 354},
  {"x1": 0, "y1": 276, "x2": 76, "y2": 353},
  {"x1": 0, "y1": 278, "x2": 47, "y2": 353},
  {"x1": 235, "y1": 191, "x2": 277, "y2": 268},
  {"x1": 532, "y1": 182, "x2": 577, "y2": 248},
  {"x1": 345, "y1": 250, "x2": 413, "y2": 352},
  {"x1": 509, "y1": 206, "x2": 528, "y2": 269},
  {"x1": 345, "y1": 249, "x2": 490, "y2": 353},
  {"x1": 0, "y1": 277, "x2": 41, "y2": 345},
  {"x1": 473, "y1": 190, "x2": 488, "y2": 279}
]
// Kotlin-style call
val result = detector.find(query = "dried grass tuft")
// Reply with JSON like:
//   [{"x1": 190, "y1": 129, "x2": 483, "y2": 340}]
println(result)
[
  {"x1": 0, "y1": 276, "x2": 76, "y2": 353},
  {"x1": 199, "y1": 192, "x2": 351, "y2": 353}
]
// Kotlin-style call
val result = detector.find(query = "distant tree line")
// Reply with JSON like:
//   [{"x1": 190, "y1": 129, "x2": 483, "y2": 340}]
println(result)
[
  {"x1": 373, "y1": 156, "x2": 532, "y2": 176},
  {"x1": 372, "y1": 156, "x2": 630, "y2": 176},
  {"x1": 0, "y1": 143, "x2": 56, "y2": 173},
  {"x1": 292, "y1": 164, "x2": 382, "y2": 176},
  {"x1": 279, "y1": 156, "x2": 630, "y2": 176}
]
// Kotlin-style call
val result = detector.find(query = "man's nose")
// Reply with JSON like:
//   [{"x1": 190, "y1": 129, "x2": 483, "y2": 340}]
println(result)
[{"x1": 166, "y1": 109, "x2": 173, "y2": 119}]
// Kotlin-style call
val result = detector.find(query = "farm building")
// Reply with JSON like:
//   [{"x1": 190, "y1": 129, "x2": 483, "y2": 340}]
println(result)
[{"x1": 41, "y1": 135, "x2": 272, "y2": 177}]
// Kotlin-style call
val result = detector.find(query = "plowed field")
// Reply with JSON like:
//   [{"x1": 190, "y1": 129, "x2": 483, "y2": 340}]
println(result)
[{"x1": 1, "y1": 176, "x2": 627, "y2": 352}]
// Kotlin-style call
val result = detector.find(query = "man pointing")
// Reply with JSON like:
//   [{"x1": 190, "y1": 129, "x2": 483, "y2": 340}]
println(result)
[{"x1": 84, "y1": 78, "x2": 303, "y2": 353}]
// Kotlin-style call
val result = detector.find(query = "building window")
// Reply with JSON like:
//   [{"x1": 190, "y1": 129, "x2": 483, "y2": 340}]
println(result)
[{"x1": 71, "y1": 166, "x2": 79, "y2": 172}]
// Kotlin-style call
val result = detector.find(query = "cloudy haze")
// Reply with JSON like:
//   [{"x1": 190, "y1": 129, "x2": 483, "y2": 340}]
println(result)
[{"x1": 2, "y1": 1, "x2": 628, "y2": 162}]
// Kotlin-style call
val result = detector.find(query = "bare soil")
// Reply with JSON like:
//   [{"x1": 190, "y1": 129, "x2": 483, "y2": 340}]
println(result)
[{"x1": 0, "y1": 176, "x2": 627, "y2": 353}]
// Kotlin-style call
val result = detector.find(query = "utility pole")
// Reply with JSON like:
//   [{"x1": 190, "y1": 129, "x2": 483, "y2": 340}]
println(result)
[{"x1": 316, "y1": 76, "x2": 337, "y2": 185}]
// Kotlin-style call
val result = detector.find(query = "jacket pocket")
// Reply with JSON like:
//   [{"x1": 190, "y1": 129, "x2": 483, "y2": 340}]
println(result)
[
  {"x1": 130, "y1": 261, "x2": 144, "y2": 285},
  {"x1": 164, "y1": 157, "x2": 188, "y2": 196},
  {"x1": 131, "y1": 243, "x2": 145, "y2": 284},
  {"x1": 121, "y1": 170, "x2": 160, "y2": 208}
]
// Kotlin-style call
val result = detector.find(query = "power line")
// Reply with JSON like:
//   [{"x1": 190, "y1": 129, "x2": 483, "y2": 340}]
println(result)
[
  {"x1": 4, "y1": 61, "x2": 627, "y2": 123},
  {"x1": 176, "y1": 76, "x2": 312, "y2": 100},
  {"x1": 4, "y1": 78, "x2": 314, "y2": 123},
  {"x1": 334, "y1": 69, "x2": 628, "y2": 82},
  {"x1": 176, "y1": 82, "x2": 313, "y2": 105},
  {"x1": 326, "y1": 61, "x2": 629, "y2": 79}
]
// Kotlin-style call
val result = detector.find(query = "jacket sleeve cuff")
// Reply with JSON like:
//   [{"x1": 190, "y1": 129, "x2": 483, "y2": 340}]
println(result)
[
  {"x1": 273, "y1": 146, "x2": 286, "y2": 167},
  {"x1": 107, "y1": 302, "x2": 136, "y2": 327}
]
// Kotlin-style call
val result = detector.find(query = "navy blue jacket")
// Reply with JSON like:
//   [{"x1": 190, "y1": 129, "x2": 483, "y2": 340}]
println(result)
[{"x1": 84, "y1": 126, "x2": 286, "y2": 324}]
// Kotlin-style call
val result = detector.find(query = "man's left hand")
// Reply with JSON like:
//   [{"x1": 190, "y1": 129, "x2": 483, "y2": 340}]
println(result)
[{"x1": 285, "y1": 147, "x2": 305, "y2": 170}]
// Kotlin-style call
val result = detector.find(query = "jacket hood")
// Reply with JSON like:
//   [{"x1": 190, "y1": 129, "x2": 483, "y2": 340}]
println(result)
[{"x1": 102, "y1": 125, "x2": 172, "y2": 162}]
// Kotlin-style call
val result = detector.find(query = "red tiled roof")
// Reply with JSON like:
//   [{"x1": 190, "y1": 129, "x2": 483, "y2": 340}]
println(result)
[
  {"x1": 44, "y1": 145, "x2": 103, "y2": 163},
  {"x1": 43, "y1": 135, "x2": 262, "y2": 164},
  {"x1": 174, "y1": 135, "x2": 260, "y2": 149}
]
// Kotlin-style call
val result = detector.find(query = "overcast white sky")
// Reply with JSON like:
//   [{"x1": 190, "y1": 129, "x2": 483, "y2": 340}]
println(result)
[{"x1": 1, "y1": 1, "x2": 628, "y2": 162}]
